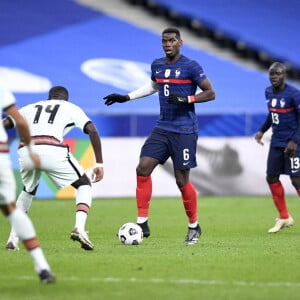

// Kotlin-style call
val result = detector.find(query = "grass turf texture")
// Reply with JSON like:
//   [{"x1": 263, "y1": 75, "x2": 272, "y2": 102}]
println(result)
[{"x1": 0, "y1": 196, "x2": 300, "y2": 300}]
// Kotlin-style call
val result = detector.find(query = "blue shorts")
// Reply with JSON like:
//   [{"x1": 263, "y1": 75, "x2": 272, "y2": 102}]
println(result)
[
  {"x1": 140, "y1": 128, "x2": 198, "y2": 170},
  {"x1": 267, "y1": 147, "x2": 300, "y2": 176}
]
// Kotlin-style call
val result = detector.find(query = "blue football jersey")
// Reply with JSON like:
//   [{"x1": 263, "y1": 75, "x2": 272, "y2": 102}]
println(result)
[
  {"x1": 265, "y1": 83, "x2": 300, "y2": 147},
  {"x1": 151, "y1": 55, "x2": 207, "y2": 134}
]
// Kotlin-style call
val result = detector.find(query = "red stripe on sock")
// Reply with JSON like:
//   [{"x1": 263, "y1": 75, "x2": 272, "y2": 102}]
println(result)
[
  {"x1": 23, "y1": 237, "x2": 40, "y2": 251},
  {"x1": 76, "y1": 203, "x2": 90, "y2": 214}
]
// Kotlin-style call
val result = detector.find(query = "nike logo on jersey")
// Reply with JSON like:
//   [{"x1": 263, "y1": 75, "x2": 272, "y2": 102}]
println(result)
[
  {"x1": 155, "y1": 70, "x2": 162, "y2": 74},
  {"x1": 183, "y1": 161, "x2": 190, "y2": 166}
]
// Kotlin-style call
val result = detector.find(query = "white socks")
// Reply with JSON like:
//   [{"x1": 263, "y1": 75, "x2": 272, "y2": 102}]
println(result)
[
  {"x1": 137, "y1": 217, "x2": 148, "y2": 224},
  {"x1": 75, "y1": 185, "x2": 92, "y2": 232},
  {"x1": 16, "y1": 190, "x2": 33, "y2": 212},
  {"x1": 7, "y1": 191, "x2": 33, "y2": 244},
  {"x1": 188, "y1": 221, "x2": 198, "y2": 228},
  {"x1": 7, "y1": 209, "x2": 50, "y2": 273}
]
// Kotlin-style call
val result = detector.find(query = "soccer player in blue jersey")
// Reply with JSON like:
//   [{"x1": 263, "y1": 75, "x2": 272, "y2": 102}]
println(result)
[
  {"x1": 103, "y1": 27, "x2": 215, "y2": 244},
  {"x1": 255, "y1": 62, "x2": 300, "y2": 233}
]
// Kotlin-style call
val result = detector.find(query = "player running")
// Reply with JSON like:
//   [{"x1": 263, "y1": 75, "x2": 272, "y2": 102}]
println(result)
[
  {"x1": 4, "y1": 86, "x2": 104, "y2": 250},
  {"x1": 103, "y1": 27, "x2": 215, "y2": 245}
]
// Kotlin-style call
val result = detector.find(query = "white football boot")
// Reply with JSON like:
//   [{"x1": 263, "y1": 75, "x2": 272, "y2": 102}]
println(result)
[
  {"x1": 268, "y1": 216, "x2": 295, "y2": 233},
  {"x1": 70, "y1": 227, "x2": 94, "y2": 250}
]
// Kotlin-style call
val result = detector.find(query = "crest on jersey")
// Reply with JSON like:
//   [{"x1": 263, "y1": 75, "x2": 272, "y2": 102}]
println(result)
[
  {"x1": 164, "y1": 69, "x2": 171, "y2": 78},
  {"x1": 175, "y1": 69, "x2": 181, "y2": 78},
  {"x1": 280, "y1": 98, "x2": 285, "y2": 107},
  {"x1": 271, "y1": 98, "x2": 277, "y2": 107}
]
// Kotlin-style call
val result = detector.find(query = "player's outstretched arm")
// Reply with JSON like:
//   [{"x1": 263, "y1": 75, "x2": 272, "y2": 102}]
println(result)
[{"x1": 103, "y1": 80, "x2": 158, "y2": 106}]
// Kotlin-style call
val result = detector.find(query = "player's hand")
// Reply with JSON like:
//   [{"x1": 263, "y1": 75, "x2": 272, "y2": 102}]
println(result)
[
  {"x1": 91, "y1": 165, "x2": 104, "y2": 183},
  {"x1": 255, "y1": 131, "x2": 264, "y2": 146},
  {"x1": 168, "y1": 94, "x2": 195, "y2": 104},
  {"x1": 284, "y1": 141, "x2": 297, "y2": 158},
  {"x1": 103, "y1": 94, "x2": 129, "y2": 106}
]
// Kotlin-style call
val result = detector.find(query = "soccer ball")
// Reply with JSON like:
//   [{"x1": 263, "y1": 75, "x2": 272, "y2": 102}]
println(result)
[{"x1": 118, "y1": 222, "x2": 143, "y2": 245}]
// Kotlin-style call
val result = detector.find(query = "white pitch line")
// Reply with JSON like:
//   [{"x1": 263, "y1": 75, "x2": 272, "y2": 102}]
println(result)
[{"x1": 1, "y1": 276, "x2": 300, "y2": 288}]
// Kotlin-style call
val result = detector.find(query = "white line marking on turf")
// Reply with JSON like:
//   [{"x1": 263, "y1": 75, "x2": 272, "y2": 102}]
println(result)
[{"x1": 2, "y1": 276, "x2": 300, "y2": 287}]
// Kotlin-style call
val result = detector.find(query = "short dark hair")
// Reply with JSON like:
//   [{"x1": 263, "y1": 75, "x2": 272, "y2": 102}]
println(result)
[
  {"x1": 48, "y1": 86, "x2": 69, "y2": 100},
  {"x1": 162, "y1": 27, "x2": 181, "y2": 39},
  {"x1": 269, "y1": 62, "x2": 287, "y2": 74}
]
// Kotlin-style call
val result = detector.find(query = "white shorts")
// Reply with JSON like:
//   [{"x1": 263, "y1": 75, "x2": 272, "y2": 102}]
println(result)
[
  {"x1": 18, "y1": 144, "x2": 84, "y2": 193},
  {"x1": 0, "y1": 153, "x2": 16, "y2": 204}
]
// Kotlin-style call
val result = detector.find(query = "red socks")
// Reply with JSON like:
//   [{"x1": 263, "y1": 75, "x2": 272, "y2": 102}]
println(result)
[
  {"x1": 136, "y1": 176, "x2": 198, "y2": 223},
  {"x1": 269, "y1": 182, "x2": 289, "y2": 219},
  {"x1": 180, "y1": 181, "x2": 198, "y2": 223},
  {"x1": 136, "y1": 176, "x2": 152, "y2": 217}
]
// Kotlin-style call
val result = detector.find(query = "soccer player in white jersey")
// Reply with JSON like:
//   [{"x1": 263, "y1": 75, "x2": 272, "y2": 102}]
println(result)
[
  {"x1": 0, "y1": 83, "x2": 55, "y2": 283},
  {"x1": 4, "y1": 86, "x2": 104, "y2": 251}
]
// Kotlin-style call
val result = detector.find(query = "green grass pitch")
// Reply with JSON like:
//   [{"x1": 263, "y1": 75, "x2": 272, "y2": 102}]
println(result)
[{"x1": 0, "y1": 196, "x2": 300, "y2": 300}]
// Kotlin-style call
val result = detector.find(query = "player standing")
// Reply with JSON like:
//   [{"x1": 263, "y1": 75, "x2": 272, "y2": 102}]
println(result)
[
  {"x1": 104, "y1": 27, "x2": 215, "y2": 244},
  {"x1": 5, "y1": 86, "x2": 104, "y2": 250},
  {"x1": 0, "y1": 83, "x2": 55, "y2": 283},
  {"x1": 255, "y1": 62, "x2": 300, "y2": 233}
]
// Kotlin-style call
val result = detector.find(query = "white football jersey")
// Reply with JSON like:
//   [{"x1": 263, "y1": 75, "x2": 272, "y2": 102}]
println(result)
[
  {"x1": 0, "y1": 84, "x2": 16, "y2": 143},
  {"x1": 19, "y1": 99, "x2": 91, "y2": 142}
]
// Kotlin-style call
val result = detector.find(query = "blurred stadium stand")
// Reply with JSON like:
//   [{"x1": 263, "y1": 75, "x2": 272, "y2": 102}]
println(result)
[
  {"x1": 126, "y1": 0, "x2": 300, "y2": 81},
  {"x1": 0, "y1": 0, "x2": 299, "y2": 138}
]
